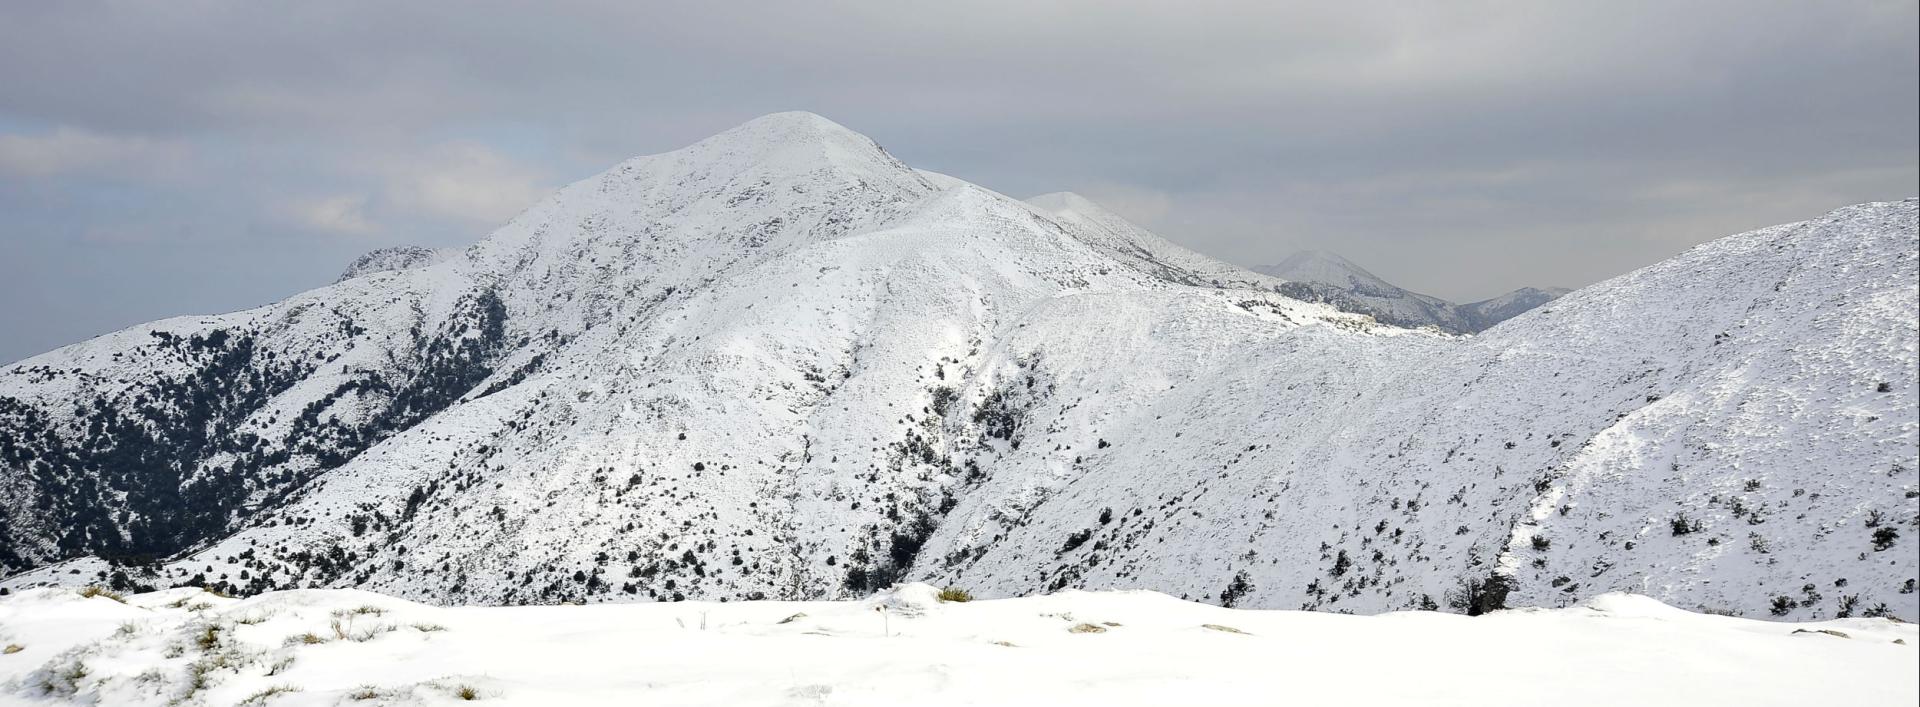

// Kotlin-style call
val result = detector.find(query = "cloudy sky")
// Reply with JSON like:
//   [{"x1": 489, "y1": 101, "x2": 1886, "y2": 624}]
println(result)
[{"x1": 2, "y1": 1, "x2": 1915, "y2": 363}]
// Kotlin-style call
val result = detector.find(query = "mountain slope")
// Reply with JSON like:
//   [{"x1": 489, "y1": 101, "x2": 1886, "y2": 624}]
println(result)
[
  {"x1": 1256, "y1": 250, "x2": 1566, "y2": 332},
  {"x1": 1024, "y1": 192, "x2": 1281, "y2": 290},
  {"x1": 920, "y1": 199, "x2": 1915, "y2": 619},
  {"x1": 1, "y1": 115, "x2": 1911, "y2": 622}
]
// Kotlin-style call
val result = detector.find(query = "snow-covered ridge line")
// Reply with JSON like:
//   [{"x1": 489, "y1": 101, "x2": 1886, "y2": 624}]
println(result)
[{"x1": 2, "y1": 584, "x2": 1913, "y2": 706}]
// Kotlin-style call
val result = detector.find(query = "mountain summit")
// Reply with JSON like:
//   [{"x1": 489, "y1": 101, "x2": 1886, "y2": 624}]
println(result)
[{"x1": 1, "y1": 115, "x2": 1911, "y2": 622}]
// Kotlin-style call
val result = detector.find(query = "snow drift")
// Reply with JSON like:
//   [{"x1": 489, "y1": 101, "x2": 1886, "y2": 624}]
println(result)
[{"x1": 1, "y1": 585, "x2": 1913, "y2": 706}]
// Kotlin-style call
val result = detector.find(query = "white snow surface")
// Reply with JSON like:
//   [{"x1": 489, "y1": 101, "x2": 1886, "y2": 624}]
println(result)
[
  {"x1": 1, "y1": 585, "x2": 1913, "y2": 706},
  {"x1": 1, "y1": 112, "x2": 1914, "y2": 625}
]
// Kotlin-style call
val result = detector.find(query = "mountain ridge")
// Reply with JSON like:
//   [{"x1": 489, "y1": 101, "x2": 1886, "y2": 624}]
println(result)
[
  {"x1": 1257, "y1": 250, "x2": 1568, "y2": 332},
  {"x1": 1, "y1": 114, "x2": 1911, "y2": 623}
]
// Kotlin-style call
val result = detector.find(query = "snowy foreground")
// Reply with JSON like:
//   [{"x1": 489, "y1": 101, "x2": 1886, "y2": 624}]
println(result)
[{"x1": 1, "y1": 585, "x2": 1913, "y2": 706}]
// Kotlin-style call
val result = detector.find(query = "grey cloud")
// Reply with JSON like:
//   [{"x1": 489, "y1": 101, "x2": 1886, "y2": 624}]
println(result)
[{"x1": 0, "y1": 0, "x2": 1914, "y2": 362}]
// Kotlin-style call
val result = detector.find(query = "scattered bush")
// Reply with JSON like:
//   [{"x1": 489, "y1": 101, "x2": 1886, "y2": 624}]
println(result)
[
  {"x1": 1872, "y1": 527, "x2": 1899, "y2": 551},
  {"x1": 1219, "y1": 571, "x2": 1255, "y2": 608},
  {"x1": 2, "y1": 644, "x2": 21, "y2": 654},
  {"x1": 1059, "y1": 529, "x2": 1093, "y2": 553},
  {"x1": 1670, "y1": 514, "x2": 1702, "y2": 536},
  {"x1": 1446, "y1": 573, "x2": 1511, "y2": 616}
]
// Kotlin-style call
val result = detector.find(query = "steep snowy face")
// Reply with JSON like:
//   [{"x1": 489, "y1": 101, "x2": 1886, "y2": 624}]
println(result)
[{"x1": 0, "y1": 114, "x2": 1911, "y2": 624}]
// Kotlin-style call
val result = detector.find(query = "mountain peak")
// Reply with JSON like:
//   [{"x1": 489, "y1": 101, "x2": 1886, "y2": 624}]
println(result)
[
  {"x1": 1024, "y1": 191, "x2": 1108, "y2": 215},
  {"x1": 1262, "y1": 249, "x2": 1389, "y2": 291},
  {"x1": 671, "y1": 111, "x2": 898, "y2": 172}
]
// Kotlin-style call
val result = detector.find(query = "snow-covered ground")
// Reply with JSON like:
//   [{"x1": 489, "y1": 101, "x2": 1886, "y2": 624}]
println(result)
[{"x1": 2, "y1": 584, "x2": 1912, "y2": 706}]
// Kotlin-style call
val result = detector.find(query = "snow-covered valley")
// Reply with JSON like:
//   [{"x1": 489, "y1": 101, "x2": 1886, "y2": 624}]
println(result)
[
  {"x1": 0, "y1": 112, "x2": 1914, "y2": 628},
  {"x1": 3, "y1": 584, "x2": 1914, "y2": 706}
]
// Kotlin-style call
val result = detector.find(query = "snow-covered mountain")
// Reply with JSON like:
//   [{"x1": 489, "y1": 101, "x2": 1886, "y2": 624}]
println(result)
[
  {"x1": 1, "y1": 113, "x2": 1912, "y2": 623},
  {"x1": 1256, "y1": 250, "x2": 1566, "y2": 332},
  {"x1": 1460, "y1": 285, "x2": 1572, "y2": 331}
]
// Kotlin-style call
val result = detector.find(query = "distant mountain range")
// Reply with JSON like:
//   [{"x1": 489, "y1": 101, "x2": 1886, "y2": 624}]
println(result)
[
  {"x1": 1257, "y1": 250, "x2": 1569, "y2": 333},
  {"x1": 2, "y1": 113, "x2": 1912, "y2": 622}
]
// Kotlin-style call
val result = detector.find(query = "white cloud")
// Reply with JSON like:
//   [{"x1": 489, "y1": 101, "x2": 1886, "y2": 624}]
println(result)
[
  {"x1": 378, "y1": 143, "x2": 553, "y2": 227},
  {"x1": 1073, "y1": 182, "x2": 1174, "y2": 225},
  {"x1": 279, "y1": 194, "x2": 378, "y2": 237},
  {"x1": 0, "y1": 127, "x2": 190, "y2": 179}
]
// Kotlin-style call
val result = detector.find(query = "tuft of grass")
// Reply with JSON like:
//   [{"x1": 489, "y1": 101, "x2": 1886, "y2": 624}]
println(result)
[
  {"x1": 38, "y1": 659, "x2": 89, "y2": 697},
  {"x1": 1067, "y1": 623, "x2": 1107, "y2": 634},
  {"x1": 239, "y1": 684, "x2": 301, "y2": 705},
  {"x1": 347, "y1": 685, "x2": 386, "y2": 700},
  {"x1": 1792, "y1": 628, "x2": 1852, "y2": 639},
  {"x1": 285, "y1": 632, "x2": 327, "y2": 646},
  {"x1": 329, "y1": 619, "x2": 399, "y2": 643},
  {"x1": 454, "y1": 684, "x2": 483, "y2": 700},
  {"x1": 77, "y1": 586, "x2": 125, "y2": 603},
  {"x1": 194, "y1": 624, "x2": 223, "y2": 651},
  {"x1": 2, "y1": 644, "x2": 22, "y2": 655},
  {"x1": 936, "y1": 587, "x2": 973, "y2": 603},
  {"x1": 412, "y1": 622, "x2": 448, "y2": 633},
  {"x1": 1201, "y1": 623, "x2": 1249, "y2": 635}
]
